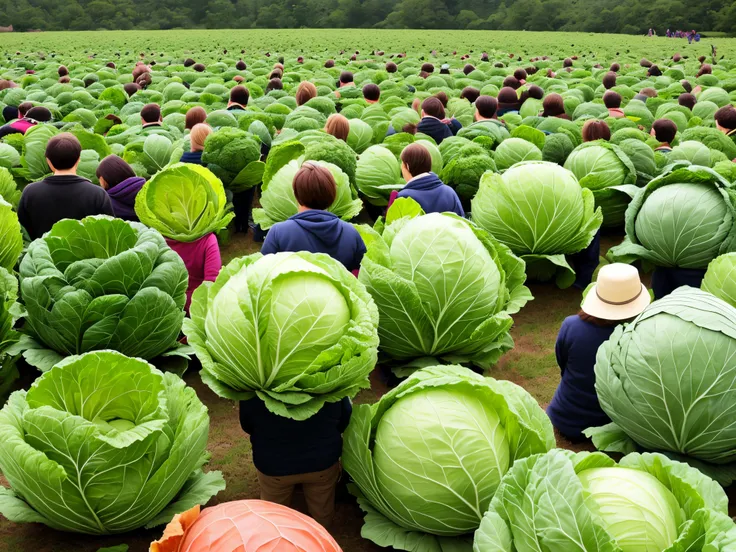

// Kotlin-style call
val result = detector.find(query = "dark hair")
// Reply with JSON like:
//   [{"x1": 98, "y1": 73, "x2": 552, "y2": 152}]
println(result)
[
  {"x1": 602, "y1": 71, "x2": 617, "y2": 89},
  {"x1": 603, "y1": 90, "x2": 622, "y2": 109},
  {"x1": 578, "y1": 310, "x2": 624, "y2": 327},
  {"x1": 421, "y1": 97, "x2": 445, "y2": 119},
  {"x1": 268, "y1": 69, "x2": 283, "y2": 80},
  {"x1": 362, "y1": 83, "x2": 380, "y2": 102},
  {"x1": 640, "y1": 58, "x2": 652, "y2": 68},
  {"x1": 563, "y1": 58, "x2": 573, "y2": 67},
  {"x1": 229, "y1": 85, "x2": 249, "y2": 106},
  {"x1": 292, "y1": 162, "x2": 336, "y2": 210},
  {"x1": 434, "y1": 91, "x2": 449, "y2": 107},
  {"x1": 681, "y1": 80, "x2": 693, "y2": 93},
  {"x1": 648, "y1": 65, "x2": 662, "y2": 77},
  {"x1": 402, "y1": 123, "x2": 418, "y2": 135},
  {"x1": 124, "y1": 82, "x2": 141, "y2": 97},
  {"x1": 497, "y1": 86, "x2": 519, "y2": 105},
  {"x1": 420, "y1": 62, "x2": 434, "y2": 73},
  {"x1": 460, "y1": 87, "x2": 480, "y2": 103},
  {"x1": 96, "y1": 155, "x2": 136, "y2": 188},
  {"x1": 140, "y1": 103, "x2": 161, "y2": 123},
  {"x1": 185, "y1": 106, "x2": 207, "y2": 130},
  {"x1": 527, "y1": 84, "x2": 544, "y2": 100},
  {"x1": 697, "y1": 64, "x2": 712, "y2": 77},
  {"x1": 715, "y1": 106, "x2": 736, "y2": 131},
  {"x1": 339, "y1": 71, "x2": 353, "y2": 84},
  {"x1": 475, "y1": 95, "x2": 498, "y2": 118},
  {"x1": 324, "y1": 59, "x2": 335, "y2": 68},
  {"x1": 2, "y1": 105, "x2": 17, "y2": 122},
  {"x1": 324, "y1": 114, "x2": 350, "y2": 142},
  {"x1": 26, "y1": 106, "x2": 51, "y2": 122},
  {"x1": 678, "y1": 93, "x2": 697, "y2": 110},
  {"x1": 385, "y1": 62, "x2": 397, "y2": 73},
  {"x1": 609, "y1": 63, "x2": 621, "y2": 73},
  {"x1": 400, "y1": 143, "x2": 432, "y2": 176},
  {"x1": 502, "y1": 76, "x2": 521, "y2": 90},
  {"x1": 46, "y1": 133, "x2": 81, "y2": 170},
  {"x1": 266, "y1": 78, "x2": 283, "y2": 93},
  {"x1": 541, "y1": 93, "x2": 565, "y2": 117},
  {"x1": 582, "y1": 120, "x2": 611, "y2": 142},
  {"x1": 638, "y1": 87, "x2": 658, "y2": 99},
  {"x1": 651, "y1": 119, "x2": 678, "y2": 144},
  {"x1": 463, "y1": 64, "x2": 475, "y2": 75},
  {"x1": 17, "y1": 102, "x2": 33, "y2": 117}
]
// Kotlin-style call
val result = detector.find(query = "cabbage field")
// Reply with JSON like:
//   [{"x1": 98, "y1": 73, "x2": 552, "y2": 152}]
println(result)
[{"x1": 5, "y1": 27, "x2": 736, "y2": 551}]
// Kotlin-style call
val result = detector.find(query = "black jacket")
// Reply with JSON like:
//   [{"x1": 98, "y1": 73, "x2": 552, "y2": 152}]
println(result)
[
  {"x1": 239, "y1": 397, "x2": 352, "y2": 477},
  {"x1": 416, "y1": 116, "x2": 454, "y2": 145},
  {"x1": 18, "y1": 175, "x2": 114, "y2": 239}
]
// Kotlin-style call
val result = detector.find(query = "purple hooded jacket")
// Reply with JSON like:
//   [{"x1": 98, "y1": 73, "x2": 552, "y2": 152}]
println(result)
[{"x1": 106, "y1": 176, "x2": 146, "y2": 221}]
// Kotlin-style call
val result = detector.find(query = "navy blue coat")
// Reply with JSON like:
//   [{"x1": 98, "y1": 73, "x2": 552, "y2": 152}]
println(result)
[
  {"x1": 261, "y1": 210, "x2": 366, "y2": 272},
  {"x1": 546, "y1": 315, "x2": 615, "y2": 439},
  {"x1": 416, "y1": 117, "x2": 454, "y2": 144},
  {"x1": 180, "y1": 150, "x2": 203, "y2": 165},
  {"x1": 569, "y1": 230, "x2": 600, "y2": 290},
  {"x1": 446, "y1": 117, "x2": 462, "y2": 136},
  {"x1": 651, "y1": 267, "x2": 707, "y2": 300},
  {"x1": 398, "y1": 173, "x2": 465, "y2": 217},
  {"x1": 240, "y1": 397, "x2": 352, "y2": 477}
]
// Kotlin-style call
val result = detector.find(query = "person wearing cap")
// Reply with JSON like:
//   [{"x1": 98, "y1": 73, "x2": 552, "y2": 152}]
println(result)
[{"x1": 547, "y1": 263, "x2": 651, "y2": 441}]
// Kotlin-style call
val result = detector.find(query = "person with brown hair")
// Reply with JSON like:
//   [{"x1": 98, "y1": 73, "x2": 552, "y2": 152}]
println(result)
[
  {"x1": 633, "y1": 87, "x2": 657, "y2": 103},
  {"x1": 181, "y1": 123, "x2": 212, "y2": 165},
  {"x1": 392, "y1": 143, "x2": 464, "y2": 217},
  {"x1": 97, "y1": 155, "x2": 145, "y2": 221},
  {"x1": 650, "y1": 119, "x2": 677, "y2": 152},
  {"x1": 603, "y1": 91, "x2": 625, "y2": 118},
  {"x1": 228, "y1": 85, "x2": 250, "y2": 111},
  {"x1": 547, "y1": 264, "x2": 651, "y2": 441},
  {"x1": 582, "y1": 119, "x2": 611, "y2": 142},
  {"x1": 416, "y1": 97, "x2": 458, "y2": 145},
  {"x1": 602, "y1": 71, "x2": 617, "y2": 90},
  {"x1": 18, "y1": 133, "x2": 113, "y2": 239},
  {"x1": 184, "y1": 106, "x2": 207, "y2": 130},
  {"x1": 540, "y1": 93, "x2": 570, "y2": 119},
  {"x1": 266, "y1": 78, "x2": 283, "y2": 94},
  {"x1": 261, "y1": 161, "x2": 366, "y2": 272},
  {"x1": 715, "y1": 106, "x2": 736, "y2": 137},
  {"x1": 362, "y1": 83, "x2": 380, "y2": 104},
  {"x1": 460, "y1": 87, "x2": 480, "y2": 103},
  {"x1": 0, "y1": 102, "x2": 51, "y2": 139},
  {"x1": 497, "y1": 86, "x2": 521, "y2": 116},
  {"x1": 678, "y1": 93, "x2": 697, "y2": 110},
  {"x1": 324, "y1": 114, "x2": 350, "y2": 142},
  {"x1": 140, "y1": 103, "x2": 162, "y2": 128},
  {"x1": 296, "y1": 81, "x2": 318, "y2": 106}
]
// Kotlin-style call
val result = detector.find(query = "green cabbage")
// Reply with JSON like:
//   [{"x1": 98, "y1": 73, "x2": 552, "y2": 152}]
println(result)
[
  {"x1": 183, "y1": 251, "x2": 379, "y2": 420},
  {"x1": 0, "y1": 196, "x2": 22, "y2": 272},
  {"x1": 493, "y1": 137, "x2": 543, "y2": 171},
  {"x1": 703, "y1": 253, "x2": 736, "y2": 308},
  {"x1": 670, "y1": 140, "x2": 713, "y2": 166},
  {"x1": 355, "y1": 145, "x2": 404, "y2": 206},
  {"x1": 0, "y1": 350, "x2": 224, "y2": 534},
  {"x1": 0, "y1": 267, "x2": 20, "y2": 401}
]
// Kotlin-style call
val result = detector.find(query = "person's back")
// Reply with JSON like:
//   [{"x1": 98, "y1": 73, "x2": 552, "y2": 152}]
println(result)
[
  {"x1": 0, "y1": 105, "x2": 51, "y2": 139},
  {"x1": 18, "y1": 133, "x2": 113, "y2": 239},
  {"x1": 416, "y1": 97, "x2": 454, "y2": 145},
  {"x1": 166, "y1": 233, "x2": 221, "y2": 311}
]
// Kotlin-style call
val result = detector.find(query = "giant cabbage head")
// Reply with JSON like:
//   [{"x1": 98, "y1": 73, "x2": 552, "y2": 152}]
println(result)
[
  {"x1": 586, "y1": 287, "x2": 736, "y2": 484},
  {"x1": 135, "y1": 163, "x2": 234, "y2": 242},
  {"x1": 355, "y1": 145, "x2": 405, "y2": 206},
  {"x1": 183, "y1": 251, "x2": 379, "y2": 420},
  {"x1": 609, "y1": 165, "x2": 736, "y2": 269},
  {"x1": 0, "y1": 196, "x2": 22, "y2": 272},
  {"x1": 493, "y1": 137, "x2": 543, "y2": 172},
  {"x1": 0, "y1": 350, "x2": 225, "y2": 534},
  {"x1": 475, "y1": 449, "x2": 736, "y2": 552},
  {"x1": 702, "y1": 253, "x2": 736, "y2": 308},
  {"x1": 563, "y1": 140, "x2": 639, "y2": 227},
  {"x1": 18, "y1": 216, "x2": 188, "y2": 371},
  {"x1": 358, "y1": 203, "x2": 532, "y2": 371},
  {"x1": 252, "y1": 159, "x2": 363, "y2": 230},
  {"x1": 472, "y1": 161, "x2": 602, "y2": 288},
  {"x1": 344, "y1": 365, "x2": 555, "y2": 551}
]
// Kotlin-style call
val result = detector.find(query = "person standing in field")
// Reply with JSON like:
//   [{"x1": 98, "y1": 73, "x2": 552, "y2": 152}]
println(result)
[
  {"x1": 18, "y1": 133, "x2": 114, "y2": 240},
  {"x1": 97, "y1": 155, "x2": 146, "y2": 222},
  {"x1": 651, "y1": 119, "x2": 677, "y2": 152},
  {"x1": 227, "y1": 86, "x2": 249, "y2": 111},
  {"x1": 0, "y1": 103, "x2": 51, "y2": 138},
  {"x1": 180, "y1": 123, "x2": 212, "y2": 165},
  {"x1": 416, "y1": 97, "x2": 458, "y2": 145}
]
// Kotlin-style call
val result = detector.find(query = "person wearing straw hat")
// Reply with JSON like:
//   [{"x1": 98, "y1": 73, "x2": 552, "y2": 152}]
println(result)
[{"x1": 547, "y1": 263, "x2": 651, "y2": 441}]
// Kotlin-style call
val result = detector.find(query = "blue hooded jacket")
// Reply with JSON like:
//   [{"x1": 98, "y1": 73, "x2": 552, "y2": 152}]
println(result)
[
  {"x1": 398, "y1": 173, "x2": 465, "y2": 217},
  {"x1": 416, "y1": 116, "x2": 454, "y2": 144},
  {"x1": 261, "y1": 210, "x2": 366, "y2": 271}
]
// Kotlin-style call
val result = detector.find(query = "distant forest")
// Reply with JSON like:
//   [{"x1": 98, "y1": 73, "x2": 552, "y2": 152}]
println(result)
[{"x1": 2, "y1": 0, "x2": 734, "y2": 35}]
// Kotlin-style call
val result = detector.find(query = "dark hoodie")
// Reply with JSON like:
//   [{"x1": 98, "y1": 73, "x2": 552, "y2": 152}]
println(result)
[
  {"x1": 180, "y1": 150, "x2": 203, "y2": 165},
  {"x1": 107, "y1": 176, "x2": 146, "y2": 221},
  {"x1": 416, "y1": 116, "x2": 454, "y2": 145},
  {"x1": 398, "y1": 173, "x2": 465, "y2": 217},
  {"x1": 261, "y1": 210, "x2": 366, "y2": 272}
]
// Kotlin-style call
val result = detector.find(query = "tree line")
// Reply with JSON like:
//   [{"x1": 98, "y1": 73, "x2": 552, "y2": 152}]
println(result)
[{"x1": 2, "y1": 0, "x2": 734, "y2": 35}]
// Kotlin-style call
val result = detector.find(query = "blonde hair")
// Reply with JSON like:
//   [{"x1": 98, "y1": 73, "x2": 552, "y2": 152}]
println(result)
[
  {"x1": 190, "y1": 123, "x2": 213, "y2": 152},
  {"x1": 324, "y1": 114, "x2": 350, "y2": 142},
  {"x1": 296, "y1": 81, "x2": 318, "y2": 106}
]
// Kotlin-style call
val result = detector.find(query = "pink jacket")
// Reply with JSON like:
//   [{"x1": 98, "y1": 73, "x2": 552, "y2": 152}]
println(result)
[{"x1": 166, "y1": 233, "x2": 222, "y2": 312}]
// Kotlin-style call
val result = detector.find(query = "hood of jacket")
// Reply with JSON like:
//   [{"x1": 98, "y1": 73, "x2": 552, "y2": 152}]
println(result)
[
  {"x1": 107, "y1": 176, "x2": 146, "y2": 218},
  {"x1": 289, "y1": 209, "x2": 344, "y2": 244}
]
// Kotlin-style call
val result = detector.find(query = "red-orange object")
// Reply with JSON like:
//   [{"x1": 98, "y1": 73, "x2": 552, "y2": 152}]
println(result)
[{"x1": 150, "y1": 501, "x2": 342, "y2": 552}]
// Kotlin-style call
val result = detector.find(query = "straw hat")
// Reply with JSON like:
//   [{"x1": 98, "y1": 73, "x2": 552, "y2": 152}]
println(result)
[{"x1": 581, "y1": 263, "x2": 651, "y2": 321}]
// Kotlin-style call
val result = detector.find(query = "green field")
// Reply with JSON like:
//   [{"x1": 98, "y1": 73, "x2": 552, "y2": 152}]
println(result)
[{"x1": 2, "y1": 27, "x2": 736, "y2": 552}]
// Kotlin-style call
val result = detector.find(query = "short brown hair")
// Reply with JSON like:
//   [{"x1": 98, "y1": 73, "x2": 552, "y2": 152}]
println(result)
[
  {"x1": 46, "y1": 133, "x2": 82, "y2": 170},
  {"x1": 475, "y1": 95, "x2": 498, "y2": 118},
  {"x1": 678, "y1": 93, "x2": 696, "y2": 110},
  {"x1": 229, "y1": 85, "x2": 249, "y2": 106},
  {"x1": 190, "y1": 123, "x2": 213, "y2": 151},
  {"x1": 96, "y1": 155, "x2": 136, "y2": 188},
  {"x1": 541, "y1": 93, "x2": 565, "y2": 117},
  {"x1": 602, "y1": 72, "x2": 617, "y2": 89},
  {"x1": 651, "y1": 119, "x2": 677, "y2": 144},
  {"x1": 296, "y1": 81, "x2": 318, "y2": 106},
  {"x1": 434, "y1": 91, "x2": 449, "y2": 108},
  {"x1": 715, "y1": 106, "x2": 736, "y2": 131},
  {"x1": 422, "y1": 97, "x2": 445, "y2": 119},
  {"x1": 339, "y1": 71, "x2": 353, "y2": 84},
  {"x1": 266, "y1": 78, "x2": 283, "y2": 93},
  {"x1": 185, "y1": 106, "x2": 207, "y2": 130},
  {"x1": 362, "y1": 83, "x2": 380, "y2": 102},
  {"x1": 17, "y1": 102, "x2": 33, "y2": 117},
  {"x1": 603, "y1": 91, "x2": 622, "y2": 109},
  {"x1": 26, "y1": 106, "x2": 52, "y2": 122},
  {"x1": 293, "y1": 162, "x2": 336, "y2": 210},
  {"x1": 497, "y1": 87, "x2": 519, "y2": 105},
  {"x1": 513, "y1": 68, "x2": 527, "y2": 81},
  {"x1": 460, "y1": 87, "x2": 480, "y2": 103},
  {"x1": 140, "y1": 103, "x2": 161, "y2": 123},
  {"x1": 400, "y1": 143, "x2": 432, "y2": 176},
  {"x1": 638, "y1": 87, "x2": 658, "y2": 99},
  {"x1": 324, "y1": 114, "x2": 349, "y2": 142},
  {"x1": 502, "y1": 76, "x2": 521, "y2": 90},
  {"x1": 582, "y1": 120, "x2": 611, "y2": 142}
]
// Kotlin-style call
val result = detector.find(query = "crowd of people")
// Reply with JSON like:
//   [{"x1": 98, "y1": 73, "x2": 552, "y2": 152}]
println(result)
[
  {"x1": 648, "y1": 28, "x2": 702, "y2": 43},
  {"x1": 7, "y1": 53, "x2": 736, "y2": 528}
]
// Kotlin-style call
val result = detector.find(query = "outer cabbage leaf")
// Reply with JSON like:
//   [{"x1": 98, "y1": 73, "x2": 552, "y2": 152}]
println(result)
[
  {"x1": 703, "y1": 253, "x2": 736, "y2": 308},
  {"x1": 493, "y1": 138, "x2": 543, "y2": 172},
  {"x1": 0, "y1": 196, "x2": 22, "y2": 271},
  {"x1": 355, "y1": 145, "x2": 404, "y2": 206}
]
